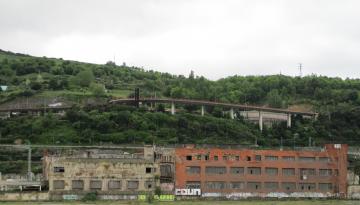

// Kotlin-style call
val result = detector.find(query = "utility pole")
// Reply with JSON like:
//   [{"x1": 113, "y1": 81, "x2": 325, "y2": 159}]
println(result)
[
  {"x1": 298, "y1": 63, "x2": 303, "y2": 77},
  {"x1": 27, "y1": 142, "x2": 32, "y2": 181}
]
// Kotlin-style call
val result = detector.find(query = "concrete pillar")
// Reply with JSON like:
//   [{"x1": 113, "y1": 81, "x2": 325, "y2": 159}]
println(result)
[
  {"x1": 171, "y1": 102, "x2": 175, "y2": 115},
  {"x1": 201, "y1": 106, "x2": 205, "y2": 116},
  {"x1": 287, "y1": 113, "x2": 291, "y2": 128},
  {"x1": 230, "y1": 108, "x2": 234, "y2": 119},
  {"x1": 259, "y1": 111, "x2": 263, "y2": 131}
]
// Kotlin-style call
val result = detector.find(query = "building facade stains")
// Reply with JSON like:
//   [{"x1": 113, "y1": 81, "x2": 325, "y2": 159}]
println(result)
[
  {"x1": 175, "y1": 144, "x2": 348, "y2": 198},
  {"x1": 43, "y1": 146, "x2": 160, "y2": 194}
]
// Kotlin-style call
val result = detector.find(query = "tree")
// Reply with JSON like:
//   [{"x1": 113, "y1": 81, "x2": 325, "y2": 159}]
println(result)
[
  {"x1": 90, "y1": 83, "x2": 106, "y2": 97},
  {"x1": 75, "y1": 70, "x2": 94, "y2": 87}
]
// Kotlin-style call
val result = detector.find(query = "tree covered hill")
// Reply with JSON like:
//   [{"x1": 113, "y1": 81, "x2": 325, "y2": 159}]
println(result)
[{"x1": 0, "y1": 49, "x2": 360, "y2": 147}]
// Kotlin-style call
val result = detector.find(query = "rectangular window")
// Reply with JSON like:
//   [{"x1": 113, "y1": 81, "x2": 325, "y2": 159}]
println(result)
[
  {"x1": 299, "y1": 183, "x2": 316, "y2": 191},
  {"x1": 108, "y1": 180, "x2": 122, "y2": 190},
  {"x1": 54, "y1": 166, "x2": 65, "y2": 173},
  {"x1": 205, "y1": 155, "x2": 209, "y2": 160},
  {"x1": 196, "y1": 154, "x2": 201, "y2": 160},
  {"x1": 319, "y1": 157, "x2": 331, "y2": 162},
  {"x1": 223, "y1": 155, "x2": 228, "y2": 160},
  {"x1": 235, "y1": 156, "x2": 240, "y2": 161},
  {"x1": 282, "y1": 182, "x2": 296, "y2": 191},
  {"x1": 72, "y1": 180, "x2": 84, "y2": 190},
  {"x1": 319, "y1": 169, "x2": 332, "y2": 176},
  {"x1": 230, "y1": 167, "x2": 244, "y2": 175},
  {"x1": 53, "y1": 180, "x2": 65, "y2": 190},
  {"x1": 335, "y1": 169, "x2": 339, "y2": 176},
  {"x1": 265, "y1": 182, "x2": 279, "y2": 190},
  {"x1": 255, "y1": 155, "x2": 261, "y2": 161},
  {"x1": 230, "y1": 182, "x2": 245, "y2": 189},
  {"x1": 186, "y1": 155, "x2": 192, "y2": 161},
  {"x1": 282, "y1": 168, "x2": 295, "y2": 176},
  {"x1": 247, "y1": 167, "x2": 261, "y2": 175},
  {"x1": 214, "y1": 155, "x2": 218, "y2": 161},
  {"x1": 145, "y1": 181, "x2": 154, "y2": 189},
  {"x1": 206, "y1": 166, "x2": 226, "y2": 174},
  {"x1": 265, "y1": 168, "x2": 278, "y2": 175},
  {"x1": 127, "y1": 181, "x2": 139, "y2": 189},
  {"x1": 265, "y1": 156, "x2": 278, "y2": 161},
  {"x1": 299, "y1": 157, "x2": 316, "y2": 162},
  {"x1": 146, "y1": 167, "x2": 152, "y2": 173},
  {"x1": 319, "y1": 183, "x2": 332, "y2": 191},
  {"x1": 186, "y1": 181, "x2": 201, "y2": 189},
  {"x1": 282, "y1": 156, "x2": 295, "y2": 161},
  {"x1": 247, "y1": 182, "x2": 261, "y2": 190},
  {"x1": 247, "y1": 156, "x2": 251, "y2": 161},
  {"x1": 90, "y1": 180, "x2": 102, "y2": 190},
  {"x1": 186, "y1": 166, "x2": 201, "y2": 174},
  {"x1": 300, "y1": 168, "x2": 316, "y2": 176},
  {"x1": 205, "y1": 181, "x2": 226, "y2": 190}
]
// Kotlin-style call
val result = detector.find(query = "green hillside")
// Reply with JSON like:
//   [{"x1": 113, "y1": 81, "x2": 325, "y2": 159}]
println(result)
[{"x1": 0, "y1": 48, "x2": 360, "y2": 148}]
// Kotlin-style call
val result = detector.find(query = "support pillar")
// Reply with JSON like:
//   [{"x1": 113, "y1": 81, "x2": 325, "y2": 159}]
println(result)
[
  {"x1": 201, "y1": 106, "x2": 205, "y2": 116},
  {"x1": 171, "y1": 102, "x2": 175, "y2": 115},
  {"x1": 287, "y1": 113, "x2": 291, "y2": 128},
  {"x1": 230, "y1": 108, "x2": 234, "y2": 119},
  {"x1": 259, "y1": 111, "x2": 263, "y2": 131}
]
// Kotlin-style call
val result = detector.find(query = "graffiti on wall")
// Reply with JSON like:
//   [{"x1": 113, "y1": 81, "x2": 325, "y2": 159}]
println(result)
[{"x1": 175, "y1": 189, "x2": 201, "y2": 196}]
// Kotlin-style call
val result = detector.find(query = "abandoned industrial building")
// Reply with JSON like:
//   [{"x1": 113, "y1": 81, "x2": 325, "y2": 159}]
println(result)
[{"x1": 0, "y1": 143, "x2": 359, "y2": 201}]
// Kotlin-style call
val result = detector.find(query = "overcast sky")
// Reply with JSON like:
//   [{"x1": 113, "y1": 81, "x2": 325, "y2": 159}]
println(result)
[{"x1": 0, "y1": 0, "x2": 359, "y2": 80}]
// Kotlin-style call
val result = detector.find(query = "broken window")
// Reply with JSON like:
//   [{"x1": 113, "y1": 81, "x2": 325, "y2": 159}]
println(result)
[
  {"x1": 160, "y1": 164, "x2": 173, "y2": 178},
  {"x1": 90, "y1": 180, "x2": 102, "y2": 190},
  {"x1": 230, "y1": 182, "x2": 245, "y2": 189},
  {"x1": 247, "y1": 182, "x2": 261, "y2": 190},
  {"x1": 146, "y1": 167, "x2": 152, "y2": 173},
  {"x1": 299, "y1": 157, "x2": 316, "y2": 162},
  {"x1": 214, "y1": 155, "x2": 218, "y2": 161},
  {"x1": 72, "y1": 180, "x2": 84, "y2": 190},
  {"x1": 186, "y1": 155, "x2": 192, "y2": 161},
  {"x1": 196, "y1": 154, "x2": 201, "y2": 160},
  {"x1": 186, "y1": 181, "x2": 201, "y2": 189},
  {"x1": 145, "y1": 181, "x2": 154, "y2": 189},
  {"x1": 265, "y1": 156, "x2": 278, "y2": 161},
  {"x1": 265, "y1": 167, "x2": 278, "y2": 175},
  {"x1": 246, "y1": 156, "x2": 251, "y2": 161},
  {"x1": 319, "y1": 183, "x2": 332, "y2": 191},
  {"x1": 127, "y1": 181, "x2": 139, "y2": 189},
  {"x1": 222, "y1": 155, "x2": 228, "y2": 160},
  {"x1": 319, "y1": 157, "x2": 331, "y2": 162},
  {"x1": 205, "y1": 166, "x2": 226, "y2": 174},
  {"x1": 205, "y1": 181, "x2": 226, "y2": 189},
  {"x1": 299, "y1": 183, "x2": 316, "y2": 191},
  {"x1": 255, "y1": 155, "x2": 261, "y2": 161},
  {"x1": 282, "y1": 182, "x2": 296, "y2": 191},
  {"x1": 265, "y1": 182, "x2": 279, "y2": 190},
  {"x1": 186, "y1": 166, "x2": 201, "y2": 174},
  {"x1": 235, "y1": 156, "x2": 240, "y2": 161},
  {"x1": 230, "y1": 167, "x2": 244, "y2": 175},
  {"x1": 108, "y1": 180, "x2": 122, "y2": 190},
  {"x1": 319, "y1": 169, "x2": 332, "y2": 176},
  {"x1": 53, "y1": 180, "x2": 65, "y2": 190},
  {"x1": 54, "y1": 166, "x2": 65, "y2": 173},
  {"x1": 282, "y1": 156, "x2": 295, "y2": 161},
  {"x1": 247, "y1": 167, "x2": 261, "y2": 175},
  {"x1": 205, "y1": 155, "x2": 209, "y2": 160}
]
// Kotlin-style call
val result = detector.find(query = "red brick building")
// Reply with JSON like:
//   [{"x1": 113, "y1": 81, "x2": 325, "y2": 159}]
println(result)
[{"x1": 175, "y1": 144, "x2": 348, "y2": 198}]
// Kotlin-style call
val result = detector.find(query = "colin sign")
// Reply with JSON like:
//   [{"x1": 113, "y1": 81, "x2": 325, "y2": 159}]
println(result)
[{"x1": 175, "y1": 188, "x2": 201, "y2": 196}]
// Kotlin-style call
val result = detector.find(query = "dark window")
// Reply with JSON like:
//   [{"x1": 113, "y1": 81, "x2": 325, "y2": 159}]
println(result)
[
  {"x1": 299, "y1": 183, "x2": 316, "y2": 191},
  {"x1": 90, "y1": 180, "x2": 102, "y2": 190},
  {"x1": 146, "y1": 167, "x2": 152, "y2": 173},
  {"x1": 72, "y1": 180, "x2": 84, "y2": 190},
  {"x1": 247, "y1": 182, "x2": 261, "y2": 190},
  {"x1": 145, "y1": 181, "x2": 154, "y2": 189},
  {"x1": 196, "y1": 155, "x2": 201, "y2": 160},
  {"x1": 223, "y1": 155, "x2": 228, "y2": 160},
  {"x1": 186, "y1": 155, "x2": 192, "y2": 161},
  {"x1": 265, "y1": 167, "x2": 278, "y2": 175},
  {"x1": 205, "y1": 155, "x2": 209, "y2": 160},
  {"x1": 247, "y1": 156, "x2": 251, "y2": 161},
  {"x1": 214, "y1": 155, "x2": 218, "y2": 161},
  {"x1": 54, "y1": 166, "x2": 65, "y2": 173},
  {"x1": 319, "y1": 183, "x2": 332, "y2": 191},
  {"x1": 186, "y1": 181, "x2": 201, "y2": 189}
]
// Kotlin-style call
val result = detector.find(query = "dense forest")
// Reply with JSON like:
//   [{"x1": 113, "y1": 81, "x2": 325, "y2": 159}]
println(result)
[{"x1": 0, "y1": 49, "x2": 360, "y2": 148}]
